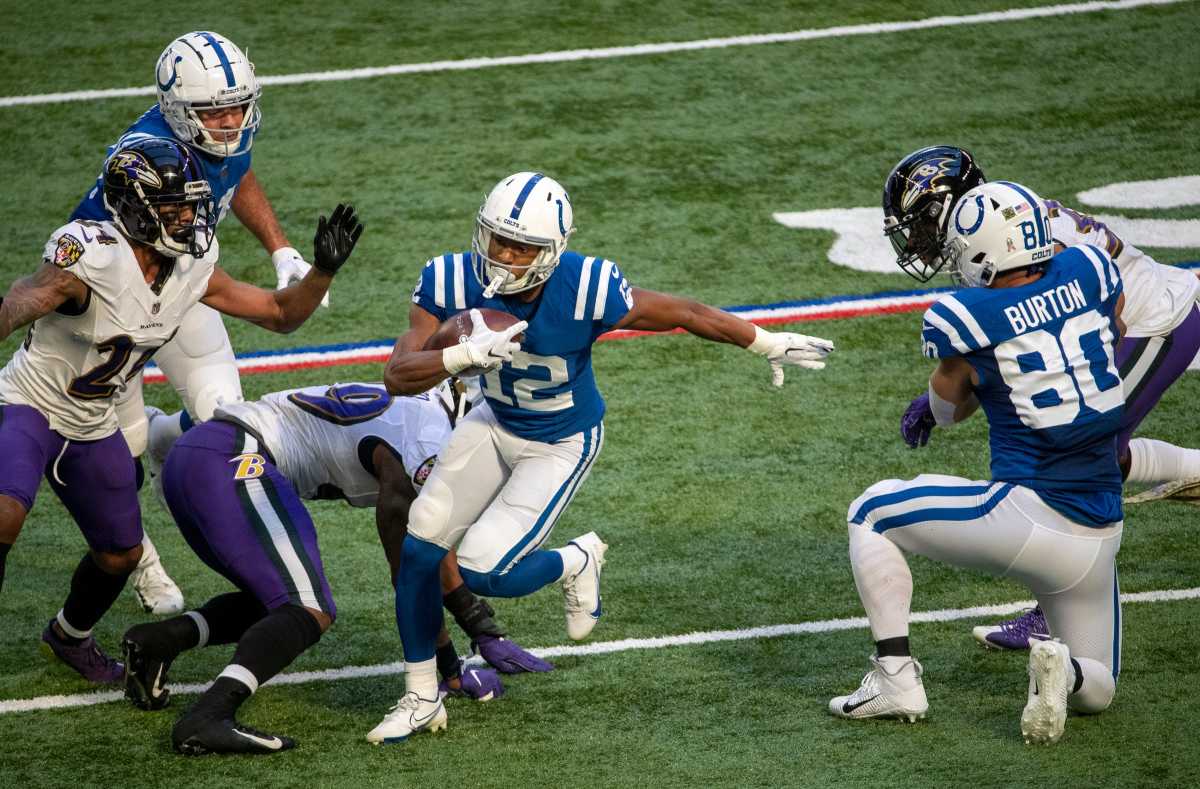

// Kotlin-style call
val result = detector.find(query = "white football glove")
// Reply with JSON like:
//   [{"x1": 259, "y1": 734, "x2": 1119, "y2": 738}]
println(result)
[
  {"x1": 272, "y1": 246, "x2": 329, "y2": 307},
  {"x1": 747, "y1": 326, "x2": 835, "y2": 387},
  {"x1": 442, "y1": 309, "x2": 528, "y2": 376}
]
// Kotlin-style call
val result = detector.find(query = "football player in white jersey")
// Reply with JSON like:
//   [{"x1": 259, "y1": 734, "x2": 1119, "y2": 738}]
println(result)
[
  {"x1": 70, "y1": 31, "x2": 319, "y2": 614},
  {"x1": 0, "y1": 136, "x2": 361, "y2": 685},
  {"x1": 120, "y1": 380, "x2": 545, "y2": 754},
  {"x1": 883, "y1": 146, "x2": 1200, "y2": 650},
  {"x1": 833, "y1": 181, "x2": 1125, "y2": 744},
  {"x1": 366, "y1": 171, "x2": 836, "y2": 743}
]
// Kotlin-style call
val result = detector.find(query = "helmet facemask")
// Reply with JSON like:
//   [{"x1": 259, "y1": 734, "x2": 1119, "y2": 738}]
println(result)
[
  {"x1": 180, "y1": 97, "x2": 262, "y2": 158},
  {"x1": 107, "y1": 182, "x2": 216, "y2": 259},
  {"x1": 472, "y1": 217, "x2": 564, "y2": 298},
  {"x1": 884, "y1": 194, "x2": 954, "y2": 282}
]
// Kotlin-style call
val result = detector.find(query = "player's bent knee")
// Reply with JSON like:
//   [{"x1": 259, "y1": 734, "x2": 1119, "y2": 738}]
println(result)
[
  {"x1": 0, "y1": 495, "x2": 29, "y2": 543},
  {"x1": 1070, "y1": 664, "x2": 1117, "y2": 714},
  {"x1": 304, "y1": 606, "x2": 334, "y2": 634},
  {"x1": 92, "y1": 543, "x2": 143, "y2": 575},
  {"x1": 408, "y1": 485, "x2": 452, "y2": 543}
]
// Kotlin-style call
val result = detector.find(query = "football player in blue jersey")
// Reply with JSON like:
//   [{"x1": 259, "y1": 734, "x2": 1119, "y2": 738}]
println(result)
[
  {"x1": 831, "y1": 181, "x2": 1125, "y2": 744},
  {"x1": 884, "y1": 146, "x2": 1200, "y2": 651},
  {"x1": 365, "y1": 171, "x2": 835, "y2": 743},
  {"x1": 70, "y1": 32, "x2": 321, "y2": 615}
]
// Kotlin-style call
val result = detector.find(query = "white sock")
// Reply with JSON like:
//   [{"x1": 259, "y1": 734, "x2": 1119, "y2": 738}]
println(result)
[
  {"x1": 553, "y1": 543, "x2": 588, "y2": 581},
  {"x1": 405, "y1": 657, "x2": 438, "y2": 699},
  {"x1": 848, "y1": 524, "x2": 913, "y2": 642},
  {"x1": 218, "y1": 663, "x2": 259, "y2": 694},
  {"x1": 147, "y1": 411, "x2": 186, "y2": 461},
  {"x1": 56, "y1": 609, "x2": 92, "y2": 640},
  {"x1": 1126, "y1": 437, "x2": 1200, "y2": 484},
  {"x1": 136, "y1": 533, "x2": 160, "y2": 571},
  {"x1": 1069, "y1": 656, "x2": 1116, "y2": 713}
]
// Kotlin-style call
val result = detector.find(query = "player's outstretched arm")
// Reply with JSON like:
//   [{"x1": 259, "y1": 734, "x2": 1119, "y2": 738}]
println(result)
[
  {"x1": 202, "y1": 203, "x2": 362, "y2": 333},
  {"x1": 232, "y1": 169, "x2": 330, "y2": 308},
  {"x1": 613, "y1": 288, "x2": 834, "y2": 386},
  {"x1": 0, "y1": 264, "x2": 87, "y2": 343}
]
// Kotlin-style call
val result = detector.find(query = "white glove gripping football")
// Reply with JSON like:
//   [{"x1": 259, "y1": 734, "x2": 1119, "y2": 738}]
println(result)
[
  {"x1": 747, "y1": 325, "x2": 835, "y2": 387},
  {"x1": 442, "y1": 309, "x2": 529, "y2": 376},
  {"x1": 272, "y1": 246, "x2": 329, "y2": 307}
]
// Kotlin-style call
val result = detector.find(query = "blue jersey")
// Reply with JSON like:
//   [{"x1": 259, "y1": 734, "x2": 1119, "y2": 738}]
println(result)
[
  {"x1": 921, "y1": 245, "x2": 1125, "y2": 526},
  {"x1": 412, "y1": 250, "x2": 634, "y2": 442},
  {"x1": 70, "y1": 105, "x2": 252, "y2": 225}
]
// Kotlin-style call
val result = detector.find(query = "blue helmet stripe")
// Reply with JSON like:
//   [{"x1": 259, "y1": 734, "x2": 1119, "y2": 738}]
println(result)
[
  {"x1": 509, "y1": 173, "x2": 545, "y2": 220},
  {"x1": 996, "y1": 181, "x2": 1047, "y2": 247},
  {"x1": 198, "y1": 32, "x2": 237, "y2": 88}
]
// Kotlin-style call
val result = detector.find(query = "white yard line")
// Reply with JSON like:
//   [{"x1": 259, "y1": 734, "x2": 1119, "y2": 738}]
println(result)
[
  {"x1": 3, "y1": 585, "x2": 1197, "y2": 715},
  {"x1": 0, "y1": 0, "x2": 1185, "y2": 108}
]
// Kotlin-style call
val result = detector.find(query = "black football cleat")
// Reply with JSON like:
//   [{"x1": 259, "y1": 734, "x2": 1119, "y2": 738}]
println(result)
[
  {"x1": 172, "y1": 711, "x2": 296, "y2": 756},
  {"x1": 121, "y1": 625, "x2": 176, "y2": 711}
]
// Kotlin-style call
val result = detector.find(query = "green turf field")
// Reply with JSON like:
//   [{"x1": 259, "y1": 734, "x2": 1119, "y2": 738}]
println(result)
[{"x1": 1, "y1": 1, "x2": 1198, "y2": 786}]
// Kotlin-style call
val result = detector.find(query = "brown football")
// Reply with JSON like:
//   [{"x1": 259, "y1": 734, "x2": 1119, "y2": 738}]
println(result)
[{"x1": 422, "y1": 308, "x2": 525, "y2": 351}]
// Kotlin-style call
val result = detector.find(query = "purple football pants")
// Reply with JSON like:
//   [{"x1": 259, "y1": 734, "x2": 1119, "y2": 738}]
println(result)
[
  {"x1": 1116, "y1": 303, "x2": 1200, "y2": 455},
  {"x1": 0, "y1": 404, "x2": 142, "y2": 552},
  {"x1": 161, "y1": 419, "x2": 335, "y2": 618}
]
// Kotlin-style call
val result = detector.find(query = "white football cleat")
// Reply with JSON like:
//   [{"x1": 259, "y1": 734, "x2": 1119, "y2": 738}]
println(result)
[
  {"x1": 829, "y1": 655, "x2": 928, "y2": 722},
  {"x1": 130, "y1": 557, "x2": 185, "y2": 615},
  {"x1": 366, "y1": 692, "x2": 447, "y2": 744},
  {"x1": 1022, "y1": 639, "x2": 1072, "y2": 745},
  {"x1": 562, "y1": 532, "x2": 607, "y2": 641}
]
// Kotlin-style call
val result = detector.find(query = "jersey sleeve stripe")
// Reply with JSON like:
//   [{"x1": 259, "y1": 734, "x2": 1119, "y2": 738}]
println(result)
[
  {"x1": 592, "y1": 259, "x2": 614, "y2": 320},
  {"x1": 938, "y1": 294, "x2": 989, "y2": 349},
  {"x1": 433, "y1": 255, "x2": 447, "y2": 308},
  {"x1": 1078, "y1": 245, "x2": 1112, "y2": 303},
  {"x1": 452, "y1": 253, "x2": 466, "y2": 310},
  {"x1": 574, "y1": 256, "x2": 596, "y2": 320},
  {"x1": 925, "y1": 304, "x2": 973, "y2": 353}
]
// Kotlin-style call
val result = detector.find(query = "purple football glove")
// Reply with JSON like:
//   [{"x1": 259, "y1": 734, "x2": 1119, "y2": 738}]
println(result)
[
  {"x1": 439, "y1": 665, "x2": 505, "y2": 702},
  {"x1": 901, "y1": 392, "x2": 936, "y2": 448},
  {"x1": 472, "y1": 634, "x2": 554, "y2": 674}
]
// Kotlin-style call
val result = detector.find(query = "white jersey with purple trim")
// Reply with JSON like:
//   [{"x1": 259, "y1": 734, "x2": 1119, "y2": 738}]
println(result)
[
  {"x1": 215, "y1": 382, "x2": 452, "y2": 507},
  {"x1": 1046, "y1": 199, "x2": 1198, "y2": 337},
  {"x1": 0, "y1": 220, "x2": 216, "y2": 440}
]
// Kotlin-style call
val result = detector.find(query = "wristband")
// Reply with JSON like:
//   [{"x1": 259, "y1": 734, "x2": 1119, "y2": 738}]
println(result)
[
  {"x1": 271, "y1": 246, "x2": 303, "y2": 267},
  {"x1": 747, "y1": 325, "x2": 775, "y2": 355}
]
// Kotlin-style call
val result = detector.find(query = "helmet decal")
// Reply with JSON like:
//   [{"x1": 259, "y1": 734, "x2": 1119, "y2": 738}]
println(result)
[
  {"x1": 953, "y1": 195, "x2": 986, "y2": 236},
  {"x1": 109, "y1": 151, "x2": 164, "y2": 189},
  {"x1": 899, "y1": 156, "x2": 956, "y2": 214}
]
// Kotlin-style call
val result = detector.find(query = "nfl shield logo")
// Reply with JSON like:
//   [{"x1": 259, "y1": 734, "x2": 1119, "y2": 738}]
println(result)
[{"x1": 151, "y1": 303, "x2": 160, "y2": 315}]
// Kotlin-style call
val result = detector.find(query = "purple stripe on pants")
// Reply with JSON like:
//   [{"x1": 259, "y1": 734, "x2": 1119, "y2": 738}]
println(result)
[
  {"x1": 161, "y1": 419, "x2": 335, "y2": 618},
  {"x1": 0, "y1": 403, "x2": 142, "y2": 552},
  {"x1": 1115, "y1": 303, "x2": 1200, "y2": 454}
]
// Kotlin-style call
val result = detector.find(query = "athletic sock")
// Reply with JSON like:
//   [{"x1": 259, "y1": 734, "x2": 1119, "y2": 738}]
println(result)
[
  {"x1": 226, "y1": 604, "x2": 323, "y2": 689},
  {"x1": 60, "y1": 552, "x2": 132, "y2": 637},
  {"x1": 196, "y1": 592, "x2": 268, "y2": 645},
  {"x1": 405, "y1": 657, "x2": 439, "y2": 699},
  {"x1": 1126, "y1": 437, "x2": 1200, "y2": 484},
  {"x1": 875, "y1": 636, "x2": 911, "y2": 658},
  {"x1": 0, "y1": 542, "x2": 11, "y2": 594},
  {"x1": 848, "y1": 524, "x2": 913, "y2": 642},
  {"x1": 443, "y1": 584, "x2": 505, "y2": 640}
]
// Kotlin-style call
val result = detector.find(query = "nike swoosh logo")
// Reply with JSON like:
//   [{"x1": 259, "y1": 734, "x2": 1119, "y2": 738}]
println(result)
[
  {"x1": 78, "y1": 226, "x2": 94, "y2": 243},
  {"x1": 412, "y1": 700, "x2": 441, "y2": 725},
  {"x1": 842, "y1": 694, "x2": 880, "y2": 714},
  {"x1": 233, "y1": 728, "x2": 284, "y2": 750}
]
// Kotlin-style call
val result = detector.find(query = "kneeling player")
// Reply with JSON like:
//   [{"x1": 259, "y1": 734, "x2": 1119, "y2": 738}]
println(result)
[
  {"x1": 121, "y1": 380, "x2": 545, "y2": 755},
  {"x1": 831, "y1": 182, "x2": 1124, "y2": 744}
]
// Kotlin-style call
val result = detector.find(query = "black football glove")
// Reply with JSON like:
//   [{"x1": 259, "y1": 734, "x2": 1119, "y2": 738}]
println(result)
[{"x1": 312, "y1": 203, "x2": 363, "y2": 275}]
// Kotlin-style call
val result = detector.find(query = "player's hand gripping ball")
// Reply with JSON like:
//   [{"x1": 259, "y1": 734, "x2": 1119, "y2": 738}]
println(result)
[{"x1": 426, "y1": 308, "x2": 528, "y2": 376}]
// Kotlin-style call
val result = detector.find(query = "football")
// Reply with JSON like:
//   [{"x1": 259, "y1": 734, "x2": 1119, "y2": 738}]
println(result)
[{"x1": 423, "y1": 308, "x2": 525, "y2": 351}]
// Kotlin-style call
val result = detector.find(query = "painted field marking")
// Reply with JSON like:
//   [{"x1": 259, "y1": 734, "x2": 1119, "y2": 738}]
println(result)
[
  {"x1": 3, "y1": 585, "x2": 1196, "y2": 715},
  {"x1": 0, "y1": 0, "x2": 1185, "y2": 108}
]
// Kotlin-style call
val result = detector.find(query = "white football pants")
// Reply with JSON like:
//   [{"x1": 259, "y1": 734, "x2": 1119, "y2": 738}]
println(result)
[
  {"x1": 408, "y1": 400, "x2": 604, "y2": 574},
  {"x1": 847, "y1": 474, "x2": 1122, "y2": 679},
  {"x1": 116, "y1": 302, "x2": 244, "y2": 455}
]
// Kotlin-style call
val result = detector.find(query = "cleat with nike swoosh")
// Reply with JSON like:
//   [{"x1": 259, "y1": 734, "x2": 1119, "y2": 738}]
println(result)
[
  {"x1": 562, "y1": 532, "x2": 607, "y2": 641},
  {"x1": 829, "y1": 655, "x2": 928, "y2": 722},
  {"x1": 121, "y1": 624, "x2": 177, "y2": 711},
  {"x1": 1021, "y1": 639, "x2": 1071, "y2": 745},
  {"x1": 366, "y1": 692, "x2": 447, "y2": 744},
  {"x1": 171, "y1": 712, "x2": 296, "y2": 756}
]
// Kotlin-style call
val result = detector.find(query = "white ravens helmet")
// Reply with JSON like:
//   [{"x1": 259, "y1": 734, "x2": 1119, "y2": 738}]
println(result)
[
  {"x1": 156, "y1": 31, "x2": 262, "y2": 158},
  {"x1": 472, "y1": 172, "x2": 575, "y2": 297},
  {"x1": 942, "y1": 181, "x2": 1054, "y2": 288}
]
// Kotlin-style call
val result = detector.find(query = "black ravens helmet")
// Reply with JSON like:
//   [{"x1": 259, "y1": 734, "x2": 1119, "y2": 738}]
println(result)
[
  {"x1": 883, "y1": 146, "x2": 986, "y2": 282},
  {"x1": 102, "y1": 137, "x2": 215, "y2": 258}
]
